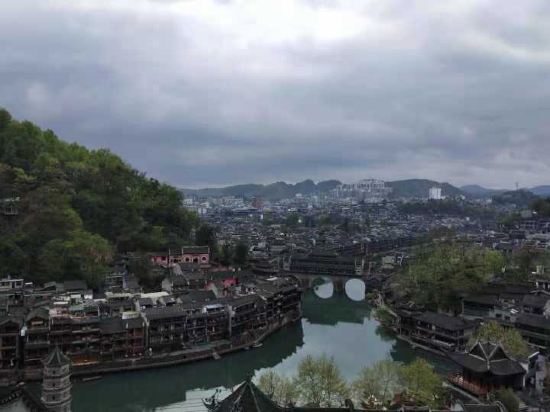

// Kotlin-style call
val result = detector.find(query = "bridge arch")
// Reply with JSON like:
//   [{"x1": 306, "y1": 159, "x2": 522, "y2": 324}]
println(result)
[
  {"x1": 311, "y1": 276, "x2": 334, "y2": 299},
  {"x1": 344, "y1": 278, "x2": 366, "y2": 301}
]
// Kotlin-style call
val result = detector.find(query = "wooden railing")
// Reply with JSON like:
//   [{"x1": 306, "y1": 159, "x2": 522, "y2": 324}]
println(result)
[{"x1": 448, "y1": 373, "x2": 488, "y2": 396}]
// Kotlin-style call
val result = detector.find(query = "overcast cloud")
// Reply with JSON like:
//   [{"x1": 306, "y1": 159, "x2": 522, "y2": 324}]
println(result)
[{"x1": 1, "y1": 0, "x2": 550, "y2": 188}]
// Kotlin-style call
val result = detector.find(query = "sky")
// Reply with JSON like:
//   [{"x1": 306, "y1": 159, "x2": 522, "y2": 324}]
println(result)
[{"x1": 1, "y1": 0, "x2": 550, "y2": 189}]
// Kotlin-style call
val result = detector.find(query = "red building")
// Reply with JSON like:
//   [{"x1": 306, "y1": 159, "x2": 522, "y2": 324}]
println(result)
[{"x1": 150, "y1": 246, "x2": 210, "y2": 267}]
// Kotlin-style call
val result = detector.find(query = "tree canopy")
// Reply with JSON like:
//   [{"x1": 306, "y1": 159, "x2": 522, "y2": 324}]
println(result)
[
  {"x1": 404, "y1": 243, "x2": 504, "y2": 312},
  {"x1": 532, "y1": 197, "x2": 550, "y2": 218},
  {"x1": 470, "y1": 321, "x2": 531, "y2": 359},
  {"x1": 258, "y1": 355, "x2": 449, "y2": 409},
  {"x1": 294, "y1": 354, "x2": 349, "y2": 407},
  {"x1": 0, "y1": 108, "x2": 197, "y2": 286},
  {"x1": 399, "y1": 359, "x2": 446, "y2": 408},
  {"x1": 352, "y1": 359, "x2": 402, "y2": 405}
]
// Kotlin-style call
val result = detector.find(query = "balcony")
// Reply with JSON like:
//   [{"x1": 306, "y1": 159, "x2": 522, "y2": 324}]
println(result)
[
  {"x1": 415, "y1": 324, "x2": 463, "y2": 340},
  {"x1": 26, "y1": 326, "x2": 49, "y2": 334},
  {"x1": 448, "y1": 373, "x2": 488, "y2": 396},
  {"x1": 25, "y1": 340, "x2": 50, "y2": 349}
]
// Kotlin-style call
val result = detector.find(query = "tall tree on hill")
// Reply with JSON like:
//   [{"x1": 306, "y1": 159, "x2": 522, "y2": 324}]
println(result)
[{"x1": 0, "y1": 108, "x2": 196, "y2": 284}]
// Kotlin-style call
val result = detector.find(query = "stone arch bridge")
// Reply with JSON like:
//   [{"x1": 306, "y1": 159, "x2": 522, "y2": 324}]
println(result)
[{"x1": 285, "y1": 272, "x2": 380, "y2": 301}]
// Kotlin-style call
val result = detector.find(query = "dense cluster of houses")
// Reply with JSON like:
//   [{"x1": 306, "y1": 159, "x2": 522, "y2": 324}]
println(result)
[
  {"x1": 0, "y1": 250, "x2": 302, "y2": 382},
  {"x1": 384, "y1": 279, "x2": 550, "y2": 399}
]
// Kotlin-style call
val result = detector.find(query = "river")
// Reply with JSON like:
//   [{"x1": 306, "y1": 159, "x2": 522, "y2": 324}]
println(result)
[{"x1": 70, "y1": 280, "x2": 455, "y2": 412}]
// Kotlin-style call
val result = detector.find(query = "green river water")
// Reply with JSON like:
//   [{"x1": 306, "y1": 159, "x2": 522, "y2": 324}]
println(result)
[{"x1": 70, "y1": 281, "x2": 455, "y2": 411}]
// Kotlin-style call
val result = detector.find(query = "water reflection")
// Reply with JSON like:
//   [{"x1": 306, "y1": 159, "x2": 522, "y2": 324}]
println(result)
[
  {"x1": 312, "y1": 278, "x2": 334, "y2": 299},
  {"x1": 344, "y1": 279, "x2": 365, "y2": 301},
  {"x1": 72, "y1": 323, "x2": 305, "y2": 412},
  {"x1": 71, "y1": 286, "x2": 454, "y2": 412}
]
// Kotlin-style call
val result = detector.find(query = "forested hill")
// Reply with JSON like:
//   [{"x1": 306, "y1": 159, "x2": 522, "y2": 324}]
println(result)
[
  {"x1": 386, "y1": 179, "x2": 463, "y2": 199},
  {"x1": 0, "y1": 109, "x2": 197, "y2": 286},
  {"x1": 184, "y1": 179, "x2": 342, "y2": 200},
  {"x1": 185, "y1": 178, "x2": 464, "y2": 200}
]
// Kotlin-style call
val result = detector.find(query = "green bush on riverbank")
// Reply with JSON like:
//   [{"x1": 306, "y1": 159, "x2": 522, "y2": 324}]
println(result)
[
  {"x1": 257, "y1": 355, "x2": 447, "y2": 409},
  {"x1": 373, "y1": 307, "x2": 395, "y2": 328}
]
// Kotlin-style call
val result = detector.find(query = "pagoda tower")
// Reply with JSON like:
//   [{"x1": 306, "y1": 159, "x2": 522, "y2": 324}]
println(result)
[{"x1": 41, "y1": 346, "x2": 72, "y2": 412}]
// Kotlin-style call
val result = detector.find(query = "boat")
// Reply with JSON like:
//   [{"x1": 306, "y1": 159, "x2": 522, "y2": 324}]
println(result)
[
  {"x1": 82, "y1": 376, "x2": 102, "y2": 382},
  {"x1": 212, "y1": 351, "x2": 221, "y2": 360},
  {"x1": 252, "y1": 342, "x2": 263, "y2": 348}
]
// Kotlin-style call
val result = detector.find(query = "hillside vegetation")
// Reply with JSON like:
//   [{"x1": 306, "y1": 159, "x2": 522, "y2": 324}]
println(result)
[
  {"x1": 185, "y1": 178, "x2": 465, "y2": 200},
  {"x1": 184, "y1": 179, "x2": 342, "y2": 200},
  {"x1": 0, "y1": 109, "x2": 197, "y2": 286},
  {"x1": 386, "y1": 179, "x2": 463, "y2": 199}
]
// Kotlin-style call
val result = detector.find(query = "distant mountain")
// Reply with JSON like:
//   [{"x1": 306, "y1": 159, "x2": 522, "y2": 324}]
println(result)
[
  {"x1": 184, "y1": 178, "x2": 486, "y2": 201},
  {"x1": 530, "y1": 185, "x2": 550, "y2": 197},
  {"x1": 492, "y1": 189, "x2": 539, "y2": 207},
  {"x1": 183, "y1": 179, "x2": 341, "y2": 200},
  {"x1": 387, "y1": 179, "x2": 464, "y2": 199},
  {"x1": 460, "y1": 185, "x2": 505, "y2": 198}
]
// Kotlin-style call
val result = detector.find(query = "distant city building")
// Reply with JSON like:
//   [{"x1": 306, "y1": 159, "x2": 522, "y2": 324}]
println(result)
[
  {"x1": 428, "y1": 186, "x2": 442, "y2": 200},
  {"x1": 251, "y1": 196, "x2": 263, "y2": 209},
  {"x1": 333, "y1": 179, "x2": 391, "y2": 202}
]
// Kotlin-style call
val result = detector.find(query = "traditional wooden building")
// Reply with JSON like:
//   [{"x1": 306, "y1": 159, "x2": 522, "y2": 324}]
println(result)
[
  {"x1": 99, "y1": 316, "x2": 145, "y2": 362},
  {"x1": 396, "y1": 311, "x2": 475, "y2": 352},
  {"x1": 23, "y1": 308, "x2": 50, "y2": 368},
  {"x1": 0, "y1": 316, "x2": 22, "y2": 370},
  {"x1": 256, "y1": 278, "x2": 302, "y2": 326},
  {"x1": 144, "y1": 306, "x2": 194, "y2": 353},
  {"x1": 49, "y1": 309, "x2": 100, "y2": 366},
  {"x1": 227, "y1": 295, "x2": 264, "y2": 339},
  {"x1": 284, "y1": 251, "x2": 363, "y2": 276},
  {"x1": 515, "y1": 313, "x2": 550, "y2": 352},
  {"x1": 448, "y1": 341, "x2": 526, "y2": 396}
]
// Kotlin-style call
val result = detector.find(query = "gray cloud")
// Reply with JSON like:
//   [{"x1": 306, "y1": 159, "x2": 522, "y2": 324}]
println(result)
[{"x1": 1, "y1": 0, "x2": 550, "y2": 189}]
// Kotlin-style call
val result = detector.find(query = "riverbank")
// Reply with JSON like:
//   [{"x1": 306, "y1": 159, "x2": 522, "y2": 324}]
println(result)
[
  {"x1": 369, "y1": 295, "x2": 458, "y2": 363},
  {"x1": 8, "y1": 314, "x2": 301, "y2": 385}
]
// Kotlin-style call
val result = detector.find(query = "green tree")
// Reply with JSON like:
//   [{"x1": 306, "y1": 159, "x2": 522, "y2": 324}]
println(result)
[
  {"x1": 285, "y1": 213, "x2": 300, "y2": 228},
  {"x1": 258, "y1": 371, "x2": 299, "y2": 407},
  {"x1": 405, "y1": 243, "x2": 504, "y2": 311},
  {"x1": 470, "y1": 321, "x2": 530, "y2": 359},
  {"x1": 294, "y1": 354, "x2": 349, "y2": 407},
  {"x1": 220, "y1": 244, "x2": 233, "y2": 266},
  {"x1": 352, "y1": 359, "x2": 401, "y2": 405},
  {"x1": 38, "y1": 230, "x2": 112, "y2": 287},
  {"x1": 0, "y1": 237, "x2": 27, "y2": 276},
  {"x1": 0, "y1": 108, "x2": 197, "y2": 284},
  {"x1": 493, "y1": 388, "x2": 519, "y2": 412},
  {"x1": 532, "y1": 198, "x2": 550, "y2": 218},
  {"x1": 511, "y1": 246, "x2": 541, "y2": 279},
  {"x1": 233, "y1": 242, "x2": 249, "y2": 266},
  {"x1": 196, "y1": 224, "x2": 217, "y2": 251},
  {"x1": 399, "y1": 359, "x2": 445, "y2": 408}
]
